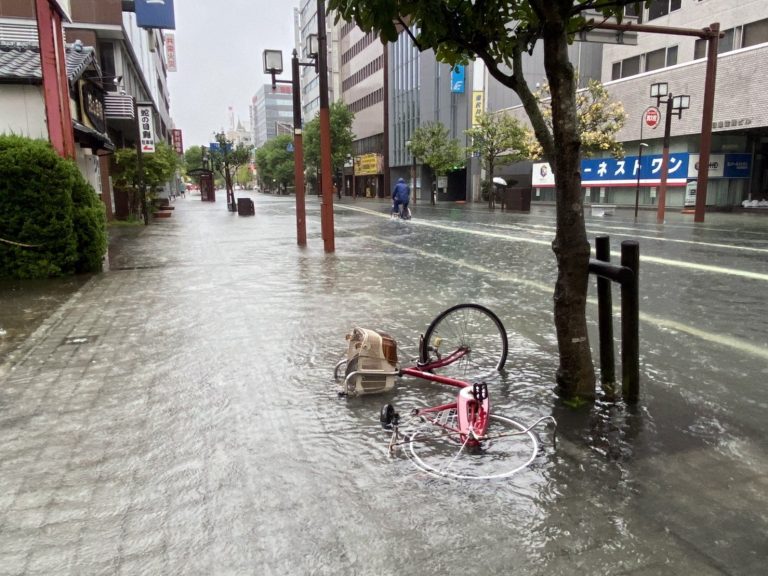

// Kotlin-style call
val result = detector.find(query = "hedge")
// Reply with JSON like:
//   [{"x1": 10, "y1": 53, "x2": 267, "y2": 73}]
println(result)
[{"x1": 0, "y1": 135, "x2": 107, "y2": 278}]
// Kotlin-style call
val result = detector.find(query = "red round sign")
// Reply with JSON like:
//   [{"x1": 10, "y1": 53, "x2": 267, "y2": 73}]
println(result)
[{"x1": 644, "y1": 107, "x2": 661, "y2": 129}]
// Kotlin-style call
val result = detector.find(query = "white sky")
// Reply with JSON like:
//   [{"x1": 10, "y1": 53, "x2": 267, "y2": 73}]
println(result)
[{"x1": 167, "y1": 0, "x2": 299, "y2": 147}]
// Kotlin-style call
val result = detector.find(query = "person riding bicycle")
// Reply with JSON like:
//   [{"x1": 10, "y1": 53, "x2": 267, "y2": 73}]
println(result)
[{"x1": 392, "y1": 177, "x2": 411, "y2": 219}]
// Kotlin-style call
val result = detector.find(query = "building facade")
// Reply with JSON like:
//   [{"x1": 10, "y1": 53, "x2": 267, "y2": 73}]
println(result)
[{"x1": 251, "y1": 83, "x2": 293, "y2": 149}]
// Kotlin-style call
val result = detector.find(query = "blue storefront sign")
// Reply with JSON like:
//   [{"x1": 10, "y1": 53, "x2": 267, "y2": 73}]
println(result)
[
  {"x1": 450, "y1": 65, "x2": 465, "y2": 94},
  {"x1": 136, "y1": 0, "x2": 176, "y2": 30},
  {"x1": 723, "y1": 153, "x2": 752, "y2": 178},
  {"x1": 581, "y1": 153, "x2": 690, "y2": 186}
]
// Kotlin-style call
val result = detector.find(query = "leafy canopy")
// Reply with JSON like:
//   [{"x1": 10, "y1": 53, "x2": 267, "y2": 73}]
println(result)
[
  {"x1": 408, "y1": 122, "x2": 464, "y2": 177},
  {"x1": 465, "y1": 111, "x2": 529, "y2": 171},
  {"x1": 254, "y1": 134, "x2": 295, "y2": 188},
  {"x1": 304, "y1": 101, "x2": 355, "y2": 176}
]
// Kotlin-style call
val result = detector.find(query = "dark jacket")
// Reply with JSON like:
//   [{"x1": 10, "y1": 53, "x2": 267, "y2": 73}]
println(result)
[{"x1": 393, "y1": 179, "x2": 411, "y2": 203}]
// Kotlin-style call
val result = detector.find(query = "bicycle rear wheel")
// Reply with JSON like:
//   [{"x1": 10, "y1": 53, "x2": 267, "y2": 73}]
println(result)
[{"x1": 420, "y1": 303, "x2": 508, "y2": 381}]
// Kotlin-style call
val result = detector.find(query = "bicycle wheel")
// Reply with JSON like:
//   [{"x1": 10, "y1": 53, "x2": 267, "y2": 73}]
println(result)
[
  {"x1": 420, "y1": 303, "x2": 508, "y2": 381},
  {"x1": 407, "y1": 413, "x2": 539, "y2": 481}
]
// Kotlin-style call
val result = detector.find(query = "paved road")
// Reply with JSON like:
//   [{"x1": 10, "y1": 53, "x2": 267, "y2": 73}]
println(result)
[{"x1": 0, "y1": 193, "x2": 765, "y2": 575}]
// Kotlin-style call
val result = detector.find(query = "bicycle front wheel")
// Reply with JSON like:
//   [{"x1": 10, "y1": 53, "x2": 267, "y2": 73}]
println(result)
[{"x1": 420, "y1": 303, "x2": 508, "y2": 381}]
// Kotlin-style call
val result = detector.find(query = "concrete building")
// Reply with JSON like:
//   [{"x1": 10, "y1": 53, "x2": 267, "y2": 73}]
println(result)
[
  {"x1": 339, "y1": 18, "x2": 386, "y2": 198},
  {"x1": 296, "y1": 0, "x2": 339, "y2": 121},
  {"x1": 498, "y1": 0, "x2": 768, "y2": 210},
  {"x1": 251, "y1": 83, "x2": 293, "y2": 149}
]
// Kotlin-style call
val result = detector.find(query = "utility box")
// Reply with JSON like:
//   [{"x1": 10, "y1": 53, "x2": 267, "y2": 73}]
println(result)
[
  {"x1": 237, "y1": 197, "x2": 255, "y2": 216},
  {"x1": 500, "y1": 187, "x2": 532, "y2": 212}
]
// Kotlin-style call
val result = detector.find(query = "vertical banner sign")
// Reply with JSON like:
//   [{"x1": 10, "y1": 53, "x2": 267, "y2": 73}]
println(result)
[
  {"x1": 450, "y1": 65, "x2": 465, "y2": 93},
  {"x1": 136, "y1": 0, "x2": 176, "y2": 30},
  {"x1": 138, "y1": 105, "x2": 156, "y2": 153},
  {"x1": 471, "y1": 90, "x2": 484, "y2": 126},
  {"x1": 171, "y1": 129, "x2": 183, "y2": 154},
  {"x1": 165, "y1": 32, "x2": 177, "y2": 72}
]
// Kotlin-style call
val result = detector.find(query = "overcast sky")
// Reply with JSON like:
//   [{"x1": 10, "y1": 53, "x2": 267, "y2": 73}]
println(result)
[{"x1": 167, "y1": 0, "x2": 299, "y2": 147}]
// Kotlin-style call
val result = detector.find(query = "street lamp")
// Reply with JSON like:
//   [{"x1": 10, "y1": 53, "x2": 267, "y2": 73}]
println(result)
[
  {"x1": 263, "y1": 34, "x2": 318, "y2": 247},
  {"x1": 650, "y1": 81, "x2": 690, "y2": 224},
  {"x1": 405, "y1": 140, "x2": 416, "y2": 204}
]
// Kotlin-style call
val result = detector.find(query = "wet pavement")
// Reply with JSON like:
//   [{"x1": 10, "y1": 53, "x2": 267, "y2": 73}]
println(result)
[{"x1": 0, "y1": 192, "x2": 766, "y2": 575}]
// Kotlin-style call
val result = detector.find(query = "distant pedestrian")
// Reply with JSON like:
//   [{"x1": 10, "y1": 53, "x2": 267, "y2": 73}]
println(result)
[{"x1": 334, "y1": 182, "x2": 341, "y2": 200}]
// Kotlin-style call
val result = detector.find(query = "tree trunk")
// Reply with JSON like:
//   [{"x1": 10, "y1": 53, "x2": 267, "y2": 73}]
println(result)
[
  {"x1": 542, "y1": 8, "x2": 596, "y2": 400},
  {"x1": 487, "y1": 158, "x2": 495, "y2": 209}
]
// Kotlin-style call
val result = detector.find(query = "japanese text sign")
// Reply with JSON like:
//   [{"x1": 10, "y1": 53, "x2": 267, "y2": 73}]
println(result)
[
  {"x1": 137, "y1": 105, "x2": 156, "y2": 153},
  {"x1": 136, "y1": 0, "x2": 176, "y2": 30}
]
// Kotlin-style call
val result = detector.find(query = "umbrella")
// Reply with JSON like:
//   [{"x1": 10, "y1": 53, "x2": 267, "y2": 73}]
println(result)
[{"x1": 492, "y1": 177, "x2": 507, "y2": 186}]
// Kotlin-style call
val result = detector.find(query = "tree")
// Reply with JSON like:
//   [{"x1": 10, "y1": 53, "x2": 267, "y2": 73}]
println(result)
[
  {"x1": 408, "y1": 122, "x2": 464, "y2": 190},
  {"x1": 328, "y1": 0, "x2": 640, "y2": 401},
  {"x1": 304, "y1": 101, "x2": 355, "y2": 181},
  {"x1": 524, "y1": 79, "x2": 627, "y2": 160},
  {"x1": 254, "y1": 134, "x2": 295, "y2": 192},
  {"x1": 184, "y1": 145, "x2": 204, "y2": 173},
  {"x1": 465, "y1": 111, "x2": 529, "y2": 208},
  {"x1": 112, "y1": 141, "x2": 179, "y2": 219}
]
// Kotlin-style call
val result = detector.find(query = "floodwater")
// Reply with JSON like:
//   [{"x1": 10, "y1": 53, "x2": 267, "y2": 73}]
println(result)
[{"x1": 0, "y1": 193, "x2": 766, "y2": 575}]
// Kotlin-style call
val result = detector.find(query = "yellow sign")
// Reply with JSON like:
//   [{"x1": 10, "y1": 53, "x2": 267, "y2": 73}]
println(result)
[
  {"x1": 355, "y1": 153, "x2": 381, "y2": 176},
  {"x1": 472, "y1": 90, "x2": 485, "y2": 126}
]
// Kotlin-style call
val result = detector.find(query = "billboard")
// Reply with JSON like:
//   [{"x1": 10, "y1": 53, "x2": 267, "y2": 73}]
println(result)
[
  {"x1": 171, "y1": 129, "x2": 183, "y2": 154},
  {"x1": 136, "y1": 0, "x2": 176, "y2": 30},
  {"x1": 165, "y1": 33, "x2": 177, "y2": 72},
  {"x1": 137, "y1": 105, "x2": 156, "y2": 153},
  {"x1": 450, "y1": 65, "x2": 465, "y2": 94},
  {"x1": 471, "y1": 91, "x2": 484, "y2": 126}
]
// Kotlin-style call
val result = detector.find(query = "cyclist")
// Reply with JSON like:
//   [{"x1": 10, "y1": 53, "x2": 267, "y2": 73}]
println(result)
[{"x1": 392, "y1": 177, "x2": 411, "y2": 219}]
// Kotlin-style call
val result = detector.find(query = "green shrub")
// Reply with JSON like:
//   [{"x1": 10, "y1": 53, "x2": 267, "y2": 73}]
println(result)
[
  {"x1": 0, "y1": 135, "x2": 106, "y2": 278},
  {"x1": 67, "y1": 162, "x2": 107, "y2": 273}
]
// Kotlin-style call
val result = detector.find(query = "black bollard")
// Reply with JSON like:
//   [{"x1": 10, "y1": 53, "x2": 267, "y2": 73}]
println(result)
[
  {"x1": 595, "y1": 236, "x2": 616, "y2": 398},
  {"x1": 621, "y1": 241, "x2": 640, "y2": 403}
]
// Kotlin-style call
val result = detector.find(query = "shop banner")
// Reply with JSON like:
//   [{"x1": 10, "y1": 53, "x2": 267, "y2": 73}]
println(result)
[
  {"x1": 136, "y1": 0, "x2": 176, "y2": 30},
  {"x1": 581, "y1": 153, "x2": 689, "y2": 186},
  {"x1": 471, "y1": 91, "x2": 484, "y2": 126},
  {"x1": 137, "y1": 105, "x2": 156, "y2": 153},
  {"x1": 450, "y1": 65, "x2": 465, "y2": 94}
]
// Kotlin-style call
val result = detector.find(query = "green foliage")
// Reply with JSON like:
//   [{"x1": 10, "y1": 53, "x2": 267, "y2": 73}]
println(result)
[
  {"x1": 304, "y1": 101, "x2": 355, "y2": 176},
  {"x1": 0, "y1": 135, "x2": 106, "y2": 278},
  {"x1": 526, "y1": 79, "x2": 627, "y2": 159},
  {"x1": 184, "y1": 145, "x2": 204, "y2": 173},
  {"x1": 408, "y1": 122, "x2": 464, "y2": 177},
  {"x1": 112, "y1": 141, "x2": 180, "y2": 217},
  {"x1": 67, "y1": 163, "x2": 107, "y2": 273},
  {"x1": 209, "y1": 136, "x2": 251, "y2": 181},
  {"x1": 254, "y1": 134, "x2": 295, "y2": 190},
  {"x1": 466, "y1": 111, "x2": 528, "y2": 172}
]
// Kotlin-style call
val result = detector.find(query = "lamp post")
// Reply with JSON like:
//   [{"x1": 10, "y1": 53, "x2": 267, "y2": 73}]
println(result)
[
  {"x1": 316, "y1": 0, "x2": 335, "y2": 252},
  {"x1": 264, "y1": 34, "x2": 318, "y2": 247},
  {"x1": 650, "y1": 82, "x2": 690, "y2": 224},
  {"x1": 634, "y1": 142, "x2": 648, "y2": 220},
  {"x1": 405, "y1": 140, "x2": 417, "y2": 204}
]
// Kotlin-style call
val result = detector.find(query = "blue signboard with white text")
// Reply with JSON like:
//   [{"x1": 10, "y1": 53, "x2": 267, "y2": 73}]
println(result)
[
  {"x1": 581, "y1": 153, "x2": 690, "y2": 186},
  {"x1": 723, "y1": 153, "x2": 752, "y2": 178},
  {"x1": 450, "y1": 65, "x2": 465, "y2": 94},
  {"x1": 136, "y1": 0, "x2": 176, "y2": 30}
]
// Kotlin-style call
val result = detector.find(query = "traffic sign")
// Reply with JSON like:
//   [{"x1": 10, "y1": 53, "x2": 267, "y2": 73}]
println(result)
[{"x1": 644, "y1": 106, "x2": 661, "y2": 129}]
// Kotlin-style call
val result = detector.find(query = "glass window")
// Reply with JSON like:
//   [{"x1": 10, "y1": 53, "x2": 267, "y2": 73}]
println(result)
[
  {"x1": 694, "y1": 38, "x2": 707, "y2": 60},
  {"x1": 625, "y1": 2, "x2": 642, "y2": 23},
  {"x1": 648, "y1": 0, "x2": 668, "y2": 21},
  {"x1": 645, "y1": 48, "x2": 666, "y2": 71},
  {"x1": 743, "y1": 18, "x2": 768, "y2": 47},
  {"x1": 719, "y1": 28, "x2": 734, "y2": 53},
  {"x1": 611, "y1": 62, "x2": 621, "y2": 81},
  {"x1": 666, "y1": 45, "x2": 678, "y2": 66},
  {"x1": 621, "y1": 56, "x2": 640, "y2": 78}
]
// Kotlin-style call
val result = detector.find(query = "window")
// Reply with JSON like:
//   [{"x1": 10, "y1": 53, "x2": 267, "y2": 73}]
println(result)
[
  {"x1": 648, "y1": 0, "x2": 681, "y2": 21},
  {"x1": 743, "y1": 18, "x2": 768, "y2": 47},
  {"x1": 624, "y1": 2, "x2": 643, "y2": 24},
  {"x1": 666, "y1": 45, "x2": 678, "y2": 66},
  {"x1": 611, "y1": 62, "x2": 621, "y2": 81},
  {"x1": 645, "y1": 48, "x2": 666, "y2": 72},
  {"x1": 695, "y1": 28, "x2": 735, "y2": 59},
  {"x1": 621, "y1": 56, "x2": 640, "y2": 77}
]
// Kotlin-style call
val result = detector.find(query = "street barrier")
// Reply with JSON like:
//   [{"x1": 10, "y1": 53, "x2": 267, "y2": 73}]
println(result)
[{"x1": 588, "y1": 236, "x2": 640, "y2": 403}]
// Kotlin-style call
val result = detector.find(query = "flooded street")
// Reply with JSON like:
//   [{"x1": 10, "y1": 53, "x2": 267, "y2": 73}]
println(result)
[{"x1": 0, "y1": 193, "x2": 766, "y2": 575}]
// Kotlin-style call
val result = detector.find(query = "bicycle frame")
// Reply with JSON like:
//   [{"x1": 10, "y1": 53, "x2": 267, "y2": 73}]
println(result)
[{"x1": 400, "y1": 350, "x2": 491, "y2": 445}]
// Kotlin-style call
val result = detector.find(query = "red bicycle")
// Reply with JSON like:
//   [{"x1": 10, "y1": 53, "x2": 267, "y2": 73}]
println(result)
[{"x1": 335, "y1": 303, "x2": 556, "y2": 480}]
